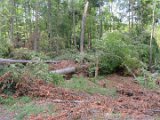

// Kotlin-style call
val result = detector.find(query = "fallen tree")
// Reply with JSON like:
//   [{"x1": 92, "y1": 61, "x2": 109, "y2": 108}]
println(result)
[
  {"x1": 50, "y1": 67, "x2": 76, "y2": 74},
  {"x1": 50, "y1": 65, "x2": 88, "y2": 75},
  {"x1": 0, "y1": 58, "x2": 88, "y2": 75},
  {"x1": 0, "y1": 58, "x2": 59, "y2": 64}
]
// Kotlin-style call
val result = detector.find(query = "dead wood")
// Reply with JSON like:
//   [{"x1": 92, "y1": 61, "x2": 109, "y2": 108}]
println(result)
[
  {"x1": 50, "y1": 67, "x2": 76, "y2": 74},
  {"x1": 0, "y1": 58, "x2": 59, "y2": 64}
]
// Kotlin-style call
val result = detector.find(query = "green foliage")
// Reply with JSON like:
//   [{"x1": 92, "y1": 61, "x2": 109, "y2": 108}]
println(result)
[
  {"x1": 61, "y1": 76, "x2": 117, "y2": 96},
  {"x1": 49, "y1": 73, "x2": 64, "y2": 85},
  {"x1": 0, "y1": 96, "x2": 31, "y2": 106},
  {"x1": 136, "y1": 69, "x2": 158, "y2": 89},
  {"x1": 12, "y1": 102, "x2": 49, "y2": 120},
  {"x1": 18, "y1": 96, "x2": 32, "y2": 103},
  {"x1": 0, "y1": 96, "x2": 16, "y2": 105},
  {"x1": 10, "y1": 48, "x2": 50, "y2": 60},
  {"x1": 0, "y1": 39, "x2": 11, "y2": 57},
  {"x1": 0, "y1": 62, "x2": 59, "y2": 94},
  {"x1": 94, "y1": 31, "x2": 141, "y2": 74},
  {"x1": 0, "y1": 96, "x2": 55, "y2": 120},
  {"x1": 53, "y1": 48, "x2": 79, "y2": 60},
  {"x1": 129, "y1": 28, "x2": 159, "y2": 64},
  {"x1": 6, "y1": 62, "x2": 52, "y2": 82}
]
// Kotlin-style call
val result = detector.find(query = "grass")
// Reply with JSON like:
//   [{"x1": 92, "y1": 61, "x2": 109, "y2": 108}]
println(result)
[
  {"x1": 11, "y1": 102, "x2": 54, "y2": 120},
  {"x1": 60, "y1": 76, "x2": 117, "y2": 97},
  {"x1": 136, "y1": 76, "x2": 158, "y2": 89},
  {"x1": 0, "y1": 96, "x2": 55, "y2": 120},
  {"x1": 0, "y1": 96, "x2": 17, "y2": 105}
]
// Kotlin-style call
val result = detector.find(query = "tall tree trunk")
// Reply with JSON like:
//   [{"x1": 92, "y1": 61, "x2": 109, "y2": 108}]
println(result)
[
  {"x1": 28, "y1": 0, "x2": 32, "y2": 35},
  {"x1": 34, "y1": 0, "x2": 40, "y2": 51},
  {"x1": 80, "y1": 1, "x2": 89, "y2": 53},
  {"x1": 72, "y1": 0, "x2": 76, "y2": 48},
  {"x1": 110, "y1": 1, "x2": 114, "y2": 32},
  {"x1": 47, "y1": 0, "x2": 52, "y2": 50},
  {"x1": 149, "y1": 1, "x2": 156, "y2": 71},
  {"x1": 24, "y1": 1, "x2": 28, "y2": 46},
  {"x1": 88, "y1": 31, "x2": 91, "y2": 49},
  {"x1": 99, "y1": 6, "x2": 103, "y2": 38},
  {"x1": 109, "y1": 1, "x2": 113, "y2": 32},
  {"x1": 9, "y1": 0, "x2": 15, "y2": 43}
]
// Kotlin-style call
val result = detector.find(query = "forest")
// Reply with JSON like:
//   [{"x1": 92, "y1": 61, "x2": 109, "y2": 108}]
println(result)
[{"x1": 0, "y1": 0, "x2": 160, "y2": 120}]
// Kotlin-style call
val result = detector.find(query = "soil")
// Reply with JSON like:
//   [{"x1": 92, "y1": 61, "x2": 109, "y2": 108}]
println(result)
[
  {"x1": 28, "y1": 74, "x2": 159, "y2": 120},
  {"x1": 0, "y1": 105, "x2": 15, "y2": 120}
]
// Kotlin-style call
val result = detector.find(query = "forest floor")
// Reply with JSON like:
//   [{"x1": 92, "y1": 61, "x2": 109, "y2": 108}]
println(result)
[
  {"x1": 0, "y1": 74, "x2": 160, "y2": 120},
  {"x1": 0, "y1": 60, "x2": 160, "y2": 120}
]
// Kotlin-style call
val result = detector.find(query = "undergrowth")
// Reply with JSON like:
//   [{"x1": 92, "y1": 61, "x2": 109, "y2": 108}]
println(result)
[
  {"x1": 0, "y1": 96, "x2": 55, "y2": 120},
  {"x1": 0, "y1": 63, "x2": 64, "y2": 95},
  {"x1": 136, "y1": 69, "x2": 159, "y2": 89},
  {"x1": 60, "y1": 76, "x2": 116, "y2": 96},
  {"x1": 10, "y1": 48, "x2": 50, "y2": 60}
]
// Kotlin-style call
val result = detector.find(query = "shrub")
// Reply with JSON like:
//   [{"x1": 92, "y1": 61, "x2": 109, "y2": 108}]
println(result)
[
  {"x1": 0, "y1": 38, "x2": 11, "y2": 57},
  {"x1": 0, "y1": 62, "x2": 63, "y2": 95},
  {"x1": 136, "y1": 69, "x2": 158, "y2": 89},
  {"x1": 0, "y1": 96, "x2": 16, "y2": 105},
  {"x1": 129, "y1": 27, "x2": 159, "y2": 64},
  {"x1": 94, "y1": 31, "x2": 141, "y2": 74},
  {"x1": 49, "y1": 73, "x2": 64, "y2": 85},
  {"x1": 10, "y1": 48, "x2": 50, "y2": 60}
]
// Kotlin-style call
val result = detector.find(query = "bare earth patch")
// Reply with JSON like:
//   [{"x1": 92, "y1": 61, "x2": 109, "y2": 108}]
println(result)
[{"x1": 0, "y1": 105, "x2": 15, "y2": 120}]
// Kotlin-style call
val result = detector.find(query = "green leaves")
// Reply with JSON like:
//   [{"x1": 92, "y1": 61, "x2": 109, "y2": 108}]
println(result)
[{"x1": 93, "y1": 31, "x2": 141, "y2": 74}]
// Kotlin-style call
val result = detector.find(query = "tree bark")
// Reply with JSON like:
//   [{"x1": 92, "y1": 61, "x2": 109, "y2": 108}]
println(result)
[
  {"x1": 9, "y1": 0, "x2": 15, "y2": 43},
  {"x1": 71, "y1": 0, "x2": 77, "y2": 48},
  {"x1": 34, "y1": 0, "x2": 40, "y2": 51},
  {"x1": 50, "y1": 67, "x2": 76, "y2": 74},
  {"x1": 0, "y1": 58, "x2": 59, "y2": 64},
  {"x1": 47, "y1": 0, "x2": 52, "y2": 50},
  {"x1": 95, "y1": 57, "x2": 99, "y2": 78},
  {"x1": 109, "y1": 1, "x2": 113, "y2": 32},
  {"x1": 99, "y1": 6, "x2": 103, "y2": 38},
  {"x1": 80, "y1": 1, "x2": 89, "y2": 53},
  {"x1": 149, "y1": 1, "x2": 156, "y2": 71}
]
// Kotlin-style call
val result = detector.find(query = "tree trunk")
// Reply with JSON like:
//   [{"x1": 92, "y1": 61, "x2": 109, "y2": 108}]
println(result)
[
  {"x1": 50, "y1": 67, "x2": 76, "y2": 74},
  {"x1": 71, "y1": 0, "x2": 77, "y2": 48},
  {"x1": 47, "y1": 0, "x2": 52, "y2": 50},
  {"x1": 34, "y1": 0, "x2": 40, "y2": 51},
  {"x1": 88, "y1": 32, "x2": 91, "y2": 49},
  {"x1": 131, "y1": 4, "x2": 134, "y2": 28},
  {"x1": 80, "y1": 1, "x2": 89, "y2": 53},
  {"x1": 99, "y1": 6, "x2": 103, "y2": 38},
  {"x1": 9, "y1": 0, "x2": 15, "y2": 43},
  {"x1": 110, "y1": 1, "x2": 113, "y2": 32},
  {"x1": 95, "y1": 57, "x2": 99, "y2": 78},
  {"x1": 149, "y1": 1, "x2": 156, "y2": 71},
  {"x1": 0, "y1": 58, "x2": 59, "y2": 64}
]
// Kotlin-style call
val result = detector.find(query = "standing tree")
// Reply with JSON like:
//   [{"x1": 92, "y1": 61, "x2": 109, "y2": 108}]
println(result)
[
  {"x1": 149, "y1": 0, "x2": 156, "y2": 71},
  {"x1": 80, "y1": 1, "x2": 89, "y2": 53}
]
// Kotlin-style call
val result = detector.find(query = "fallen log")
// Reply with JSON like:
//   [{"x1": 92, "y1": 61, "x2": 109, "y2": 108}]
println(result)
[
  {"x1": 50, "y1": 67, "x2": 76, "y2": 74},
  {"x1": 0, "y1": 58, "x2": 59, "y2": 64},
  {"x1": 50, "y1": 65, "x2": 88, "y2": 75}
]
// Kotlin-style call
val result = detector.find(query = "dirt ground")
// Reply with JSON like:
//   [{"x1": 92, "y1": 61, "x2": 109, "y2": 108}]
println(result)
[{"x1": 28, "y1": 75, "x2": 160, "y2": 119}]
